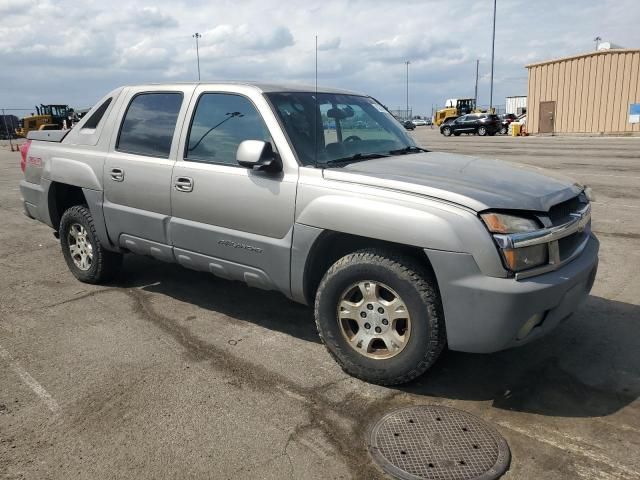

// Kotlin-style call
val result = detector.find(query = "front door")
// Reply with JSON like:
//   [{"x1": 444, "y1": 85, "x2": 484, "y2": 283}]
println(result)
[
  {"x1": 539, "y1": 101, "x2": 555, "y2": 133},
  {"x1": 169, "y1": 89, "x2": 298, "y2": 293},
  {"x1": 103, "y1": 87, "x2": 193, "y2": 253}
]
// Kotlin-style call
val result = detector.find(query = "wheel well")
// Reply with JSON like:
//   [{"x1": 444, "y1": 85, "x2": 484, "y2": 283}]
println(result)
[
  {"x1": 48, "y1": 182, "x2": 87, "y2": 229},
  {"x1": 303, "y1": 231, "x2": 435, "y2": 304}
]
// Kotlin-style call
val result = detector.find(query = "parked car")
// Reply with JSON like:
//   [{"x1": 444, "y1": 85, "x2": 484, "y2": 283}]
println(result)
[
  {"x1": 440, "y1": 113, "x2": 501, "y2": 137},
  {"x1": 402, "y1": 120, "x2": 416, "y2": 130},
  {"x1": 499, "y1": 113, "x2": 518, "y2": 134},
  {"x1": 19, "y1": 83, "x2": 598, "y2": 385},
  {"x1": 411, "y1": 119, "x2": 427, "y2": 126}
]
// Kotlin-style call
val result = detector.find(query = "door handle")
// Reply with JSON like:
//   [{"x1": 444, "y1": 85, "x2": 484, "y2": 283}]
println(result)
[
  {"x1": 174, "y1": 176, "x2": 193, "y2": 192},
  {"x1": 110, "y1": 167, "x2": 124, "y2": 182}
]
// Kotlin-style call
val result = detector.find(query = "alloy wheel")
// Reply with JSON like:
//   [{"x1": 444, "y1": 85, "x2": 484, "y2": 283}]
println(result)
[{"x1": 337, "y1": 281, "x2": 411, "y2": 359}]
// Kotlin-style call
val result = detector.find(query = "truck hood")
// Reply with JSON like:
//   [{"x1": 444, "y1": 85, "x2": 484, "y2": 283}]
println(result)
[{"x1": 322, "y1": 151, "x2": 583, "y2": 212}]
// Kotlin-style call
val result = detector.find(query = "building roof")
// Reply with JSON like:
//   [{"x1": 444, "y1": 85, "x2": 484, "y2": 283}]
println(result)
[{"x1": 525, "y1": 48, "x2": 640, "y2": 68}]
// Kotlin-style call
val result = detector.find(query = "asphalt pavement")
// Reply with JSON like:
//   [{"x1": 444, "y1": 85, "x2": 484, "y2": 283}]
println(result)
[{"x1": 1, "y1": 130, "x2": 639, "y2": 479}]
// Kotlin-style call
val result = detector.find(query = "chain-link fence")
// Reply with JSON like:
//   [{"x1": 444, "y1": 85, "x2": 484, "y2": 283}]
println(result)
[{"x1": 1, "y1": 108, "x2": 33, "y2": 151}]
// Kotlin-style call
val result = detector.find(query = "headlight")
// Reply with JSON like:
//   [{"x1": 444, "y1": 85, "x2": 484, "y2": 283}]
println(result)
[
  {"x1": 481, "y1": 212, "x2": 540, "y2": 234},
  {"x1": 502, "y1": 245, "x2": 548, "y2": 271},
  {"x1": 481, "y1": 212, "x2": 547, "y2": 272}
]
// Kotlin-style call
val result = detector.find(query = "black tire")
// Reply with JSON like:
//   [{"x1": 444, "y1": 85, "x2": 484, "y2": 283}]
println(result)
[
  {"x1": 442, "y1": 126, "x2": 451, "y2": 136},
  {"x1": 59, "y1": 205, "x2": 122, "y2": 284},
  {"x1": 314, "y1": 249, "x2": 446, "y2": 385},
  {"x1": 477, "y1": 126, "x2": 487, "y2": 136},
  {"x1": 500, "y1": 126, "x2": 508, "y2": 135}
]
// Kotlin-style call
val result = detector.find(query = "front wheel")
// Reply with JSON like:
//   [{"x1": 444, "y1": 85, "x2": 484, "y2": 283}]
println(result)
[
  {"x1": 314, "y1": 249, "x2": 446, "y2": 385},
  {"x1": 442, "y1": 126, "x2": 451, "y2": 136},
  {"x1": 500, "y1": 125, "x2": 508, "y2": 134},
  {"x1": 60, "y1": 205, "x2": 122, "y2": 284},
  {"x1": 477, "y1": 126, "x2": 487, "y2": 136}
]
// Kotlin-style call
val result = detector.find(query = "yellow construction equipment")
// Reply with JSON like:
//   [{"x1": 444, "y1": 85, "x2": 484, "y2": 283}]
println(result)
[
  {"x1": 433, "y1": 98, "x2": 480, "y2": 126},
  {"x1": 16, "y1": 104, "x2": 73, "y2": 137},
  {"x1": 15, "y1": 115, "x2": 52, "y2": 137}
]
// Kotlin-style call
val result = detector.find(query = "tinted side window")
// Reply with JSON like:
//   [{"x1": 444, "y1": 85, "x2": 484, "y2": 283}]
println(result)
[
  {"x1": 83, "y1": 97, "x2": 112, "y2": 129},
  {"x1": 185, "y1": 93, "x2": 270, "y2": 165},
  {"x1": 117, "y1": 93, "x2": 183, "y2": 158}
]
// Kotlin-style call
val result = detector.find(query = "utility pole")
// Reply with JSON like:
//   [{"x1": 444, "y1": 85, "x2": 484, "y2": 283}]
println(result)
[
  {"x1": 474, "y1": 59, "x2": 479, "y2": 106},
  {"x1": 1, "y1": 109, "x2": 14, "y2": 152},
  {"x1": 405, "y1": 60, "x2": 410, "y2": 120},
  {"x1": 489, "y1": 0, "x2": 496, "y2": 111},
  {"x1": 193, "y1": 33, "x2": 202, "y2": 81}
]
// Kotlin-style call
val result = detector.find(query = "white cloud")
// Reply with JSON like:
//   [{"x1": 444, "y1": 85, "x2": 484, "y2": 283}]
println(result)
[{"x1": 0, "y1": 0, "x2": 638, "y2": 115}]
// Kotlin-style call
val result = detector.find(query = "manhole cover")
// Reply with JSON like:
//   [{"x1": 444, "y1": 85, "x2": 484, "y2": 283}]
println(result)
[{"x1": 367, "y1": 406, "x2": 510, "y2": 480}]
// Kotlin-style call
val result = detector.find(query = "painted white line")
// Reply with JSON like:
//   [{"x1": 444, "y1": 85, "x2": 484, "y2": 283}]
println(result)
[
  {"x1": 0, "y1": 344, "x2": 60, "y2": 413},
  {"x1": 497, "y1": 420, "x2": 640, "y2": 479}
]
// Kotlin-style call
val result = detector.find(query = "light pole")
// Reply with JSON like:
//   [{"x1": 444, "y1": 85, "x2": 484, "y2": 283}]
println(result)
[
  {"x1": 489, "y1": 0, "x2": 496, "y2": 111},
  {"x1": 474, "y1": 59, "x2": 479, "y2": 106},
  {"x1": 193, "y1": 33, "x2": 202, "y2": 81},
  {"x1": 405, "y1": 60, "x2": 410, "y2": 120}
]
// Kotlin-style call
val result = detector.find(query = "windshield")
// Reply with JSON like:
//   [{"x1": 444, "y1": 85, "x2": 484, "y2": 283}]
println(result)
[{"x1": 266, "y1": 92, "x2": 416, "y2": 166}]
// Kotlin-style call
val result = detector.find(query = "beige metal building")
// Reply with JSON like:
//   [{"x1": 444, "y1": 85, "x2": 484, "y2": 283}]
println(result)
[{"x1": 526, "y1": 49, "x2": 640, "y2": 135}]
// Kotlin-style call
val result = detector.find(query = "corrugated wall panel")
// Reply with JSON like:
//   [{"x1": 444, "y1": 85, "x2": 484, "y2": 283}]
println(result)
[
  {"x1": 531, "y1": 66, "x2": 540, "y2": 133},
  {"x1": 600, "y1": 53, "x2": 610, "y2": 133},
  {"x1": 579, "y1": 56, "x2": 590, "y2": 132},
  {"x1": 556, "y1": 61, "x2": 566, "y2": 132},
  {"x1": 593, "y1": 54, "x2": 605, "y2": 133},
  {"x1": 633, "y1": 53, "x2": 640, "y2": 133},
  {"x1": 575, "y1": 58, "x2": 585, "y2": 132},
  {"x1": 527, "y1": 50, "x2": 640, "y2": 134},
  {"x1": 619, "y1": 52, "x2": 633, "y2": 132},
  {"x1": 585, "y1": 56, "x2": 598, "y2": 132},
  {"x1": 567, "y1": 59, "x2": 578, "y2": 132},
  {"x1": 610, "y1": 53, "x2": 623, "y2": 133}
]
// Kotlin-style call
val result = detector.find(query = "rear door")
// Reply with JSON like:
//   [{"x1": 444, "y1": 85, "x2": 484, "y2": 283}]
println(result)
[
  {"x1": 103, "y1": 86, "x2": 194, "y2": 257},
  {"x1": 539, "y1": 101, "x2": 555, "y2": 133},
  {"x1": 168, "y1": 87, "x2": 298, "y2": 293}
]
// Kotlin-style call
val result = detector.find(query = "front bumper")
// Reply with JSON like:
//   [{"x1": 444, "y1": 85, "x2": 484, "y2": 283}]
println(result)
[{"x1": 425, "y1": 234, "x2": 599, "y2": 353}]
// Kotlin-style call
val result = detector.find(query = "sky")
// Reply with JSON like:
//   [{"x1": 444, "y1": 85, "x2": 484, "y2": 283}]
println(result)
[{"x1": 0, "y1": 0, "x2": 638, "y2": 117}]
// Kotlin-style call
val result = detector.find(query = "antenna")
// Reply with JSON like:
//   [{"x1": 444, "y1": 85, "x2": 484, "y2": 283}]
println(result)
[{"x1": 314, "y1": 35, "x2": 318, "y2": 168}]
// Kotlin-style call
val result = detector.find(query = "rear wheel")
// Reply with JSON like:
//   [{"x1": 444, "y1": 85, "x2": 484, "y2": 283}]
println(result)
[
  {"x1": 60, "y1": 205, "x2": 122, "y2": 284},
  {"x1": 500, "y1": 125, "x2": 508, "y2": 134},
  {"x1": 478, "y1": 126, "x2": 487, "y2": 136},
  {"x1": 442, "y1": 126, "x2": 452, "y2": 136},
  {"x1": 314, "y1": 249, "x2": 446, "y2": 385}
]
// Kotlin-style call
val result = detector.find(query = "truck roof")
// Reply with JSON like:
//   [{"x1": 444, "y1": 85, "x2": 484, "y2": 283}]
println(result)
[{"x1": 122, "y1": 81, "x2": 364, "y2": 96}]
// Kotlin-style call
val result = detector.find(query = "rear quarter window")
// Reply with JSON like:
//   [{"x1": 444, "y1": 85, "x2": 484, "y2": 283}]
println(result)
[
  {"x1": 82, "y1": 97, "x2": 112, "y2": 129},
  {"x1": 117, "y1": 92, "x2": 183, "y2": 158}
]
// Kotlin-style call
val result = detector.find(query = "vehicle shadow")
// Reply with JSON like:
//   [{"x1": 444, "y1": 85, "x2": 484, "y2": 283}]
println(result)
[
  {"x1": 117, "y1": 254, "x2": 320, "y2": 344},
  {"x1": 116, "y1": 255, "x2": 638, "y2": 417},
  {"x1": 401, "y1": 295, "x2": 640, "y2": 417}
]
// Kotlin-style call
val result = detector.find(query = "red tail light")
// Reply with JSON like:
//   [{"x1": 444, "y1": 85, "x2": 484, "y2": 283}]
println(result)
[{"x1": 20, "y1": 140, "x2": 31, "y2": 173}]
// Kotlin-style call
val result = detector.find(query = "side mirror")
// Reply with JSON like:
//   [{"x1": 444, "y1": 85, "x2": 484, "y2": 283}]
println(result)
[{"x1": 236, "y1": 140, "x2": 282, "y2": 172}]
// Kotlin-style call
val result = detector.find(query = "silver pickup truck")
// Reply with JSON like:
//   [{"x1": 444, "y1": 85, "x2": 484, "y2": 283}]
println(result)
[{"x1": 19, "y1": 82, "x2": 598, "y2": 385}]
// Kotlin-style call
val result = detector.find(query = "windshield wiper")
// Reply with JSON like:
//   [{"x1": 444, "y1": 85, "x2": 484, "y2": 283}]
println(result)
[
  {"x1": 321, "y1": 152, "x2": 390, "y2": 167},
  {"x1": 388, "y1": 146, "x2": 427, "y2": 155}
]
